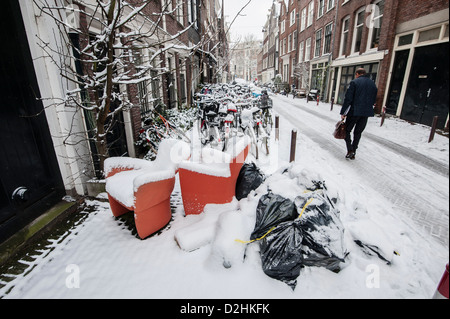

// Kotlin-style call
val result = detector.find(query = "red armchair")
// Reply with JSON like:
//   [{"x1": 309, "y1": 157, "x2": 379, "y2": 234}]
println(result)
[
  {"x1": 105, "y1": 139, "x2": 190, "y2": 239},
  {"x1": 178, "y1": 137, "x2": 250, "y2": 215}
]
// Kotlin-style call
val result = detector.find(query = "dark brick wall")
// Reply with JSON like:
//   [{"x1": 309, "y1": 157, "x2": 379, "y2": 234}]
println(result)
[{"x1": 396, "y1": 0, "x2": 448, "y2": 25}]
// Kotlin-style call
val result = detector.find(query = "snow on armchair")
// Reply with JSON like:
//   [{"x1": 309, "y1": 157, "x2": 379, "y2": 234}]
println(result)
[
  {"x1": 178, "y1": 137, "x2": 250, "y2": 215},
  {"x1": 105, "y1": 139, "x2": 190, "y2": 239}
]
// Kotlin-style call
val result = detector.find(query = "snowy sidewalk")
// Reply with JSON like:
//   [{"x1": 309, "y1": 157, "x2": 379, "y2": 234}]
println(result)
[{"x1": 0, "y1": 95, "x2": 448, "y2": 299}]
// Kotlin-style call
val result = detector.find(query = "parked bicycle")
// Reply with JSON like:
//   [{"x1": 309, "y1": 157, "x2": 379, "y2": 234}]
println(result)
[
  {"x1": 193, "y1": 83, "x2": 275, "y2": 156},
  {"x1": 197, "y1": 98, "x2": 226, "y2": 151}
]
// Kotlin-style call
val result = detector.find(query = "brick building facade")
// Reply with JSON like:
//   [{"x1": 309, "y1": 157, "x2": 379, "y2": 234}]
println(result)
[
  {"x1": 296, "y1": 0, "x2": 337, "y2": 93},
  {"x1": 261, "y1": 1, "x2": 280, "y2": 85},
  {"x1": 272, "y1": 0, "x2": 448, "y2": 128},
  {"x1": 279, "y1": 0, "x2": 300, "y2": 87}
]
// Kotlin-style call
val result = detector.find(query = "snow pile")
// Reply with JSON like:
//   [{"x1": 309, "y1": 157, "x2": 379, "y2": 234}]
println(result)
[{"x1": 171, "y1": 160, "x2": 398, "y2": 291}]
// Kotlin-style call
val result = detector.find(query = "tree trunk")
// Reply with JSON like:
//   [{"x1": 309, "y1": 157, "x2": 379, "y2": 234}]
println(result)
[{"x1": 96, "y1": 0, "x2": 117, "y2": 177}]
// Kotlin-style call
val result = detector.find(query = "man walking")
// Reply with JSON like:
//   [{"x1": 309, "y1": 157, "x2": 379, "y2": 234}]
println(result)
[{"x1": 340, "y1": 68, "x2": 378, "y2": 160}]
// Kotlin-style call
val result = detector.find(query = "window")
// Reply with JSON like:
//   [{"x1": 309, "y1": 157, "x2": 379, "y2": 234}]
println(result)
[
  {"x1": 187, "y1": 0, "x2": 192, "y2": 22},
  {"x1": 299, "y1": 41, "x2": 304, "y2": 62},
  {"x1": 176, "y1": 0, "x2": 184, "y2": 25},
  {"x1": 301, "y1": 8, "x2": 306, "y2": 31},
  {"x1": 337, "y1": 63, "x2": 379, "y2": 104},
  {"x1": 368, "y1": 0, "x2": 384, "y2": 49},
  {"x1": 281, "y1": 20, "x2": 286, "y2": 34},
  {"x1": 315, "y1": 29, "x2": 322, "y2": 57},
  {"x1": 339, "y1": 16, "x2": 350, "y2": 56},
  {"x1": 307, "y1": 1, "x2": 314, "y2": 27},
  {"x1": 133, "y1": 49, "x2": 150, "y2": 116},
  {"x1": 352, "y1": 9, "x2": 365, "y2": 53},
  {"x1": 290, "y1": 9, "x2": 296, "y2": 26},
  {"x1": 151, "y1": 70, "x2": 161, "y2": 107},
  {"x1": 292, "y1": 58, "x2": 296, "y2": 76},
  {"x1": 318, "y1": 0, "x2": 325, "y2": 18},
  {"x1": 327, "y1": 0, "x2": 335, "y2": 11},
  {"x1": 398, "y1": 34, "x2": 413, "y2": 46},
  {"x1": 283, "y1": 63, "x2": 290, "y2": 82},
  {"x1": 188, "y1": 0, "x2": 199, "y2": 29},
  {"x1": 305, "y1": 37, "x2": 311, "y2": 61},
  {"x1": 324, "y1": 23, "x2": 333, "y2": 54},
  {"x1": 418, "y1": 27, "x2": 441, "y2": 42},
  {"x1": 288, "y1": 34, "x2": 292, "y2": 52}
]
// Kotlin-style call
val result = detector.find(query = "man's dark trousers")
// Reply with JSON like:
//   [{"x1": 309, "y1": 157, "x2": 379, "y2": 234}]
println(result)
[{"x1": 345, "y1": 116, "x2": 368, "y2": 153}]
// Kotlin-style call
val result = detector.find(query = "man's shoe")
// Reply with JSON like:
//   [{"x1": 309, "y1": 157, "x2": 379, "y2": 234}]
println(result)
[{"x1": 346, "y1": 151, "x2": 355, "y2": 160}]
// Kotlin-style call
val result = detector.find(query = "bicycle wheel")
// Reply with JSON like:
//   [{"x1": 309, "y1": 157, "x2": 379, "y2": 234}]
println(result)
[
  {"x1": 264, "y1": 109, "x2": 273, "y2": 135},
  {"x1": 199, "y1": 120, "x2": 209, "y2": 145}
]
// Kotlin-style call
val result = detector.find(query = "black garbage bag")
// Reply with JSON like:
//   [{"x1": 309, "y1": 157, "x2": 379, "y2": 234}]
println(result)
[
  {"x1": 235, "y1": 163, "x2": 265, "y2": 200},
  {"x1": 295, "y1": 193, "x2": 346, "y2": 272},
  {"x1": 260, "y1": 220, "x2": 304, "y2": 290},
  {"x1": 250, "y1": 192, "x2": 298, "y2": 241},
  {"x1": 250, "y1": 186, "x2": 346, "y2": 289}
]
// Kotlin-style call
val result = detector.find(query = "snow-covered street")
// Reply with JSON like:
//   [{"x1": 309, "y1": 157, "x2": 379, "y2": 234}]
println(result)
[{"x1": 0, "y1": 94, "x2": 448, "y2": 300}]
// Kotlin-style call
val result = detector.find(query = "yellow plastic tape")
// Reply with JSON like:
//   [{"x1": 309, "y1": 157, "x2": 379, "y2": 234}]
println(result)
[{"x1": 235, "y1": 198, "x2": 314, "y2": 244}]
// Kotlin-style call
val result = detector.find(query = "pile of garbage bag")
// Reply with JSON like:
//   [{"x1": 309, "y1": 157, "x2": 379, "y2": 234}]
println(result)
[{"x1": 235, "y1": 164, "x2": 347, "y2": 290}]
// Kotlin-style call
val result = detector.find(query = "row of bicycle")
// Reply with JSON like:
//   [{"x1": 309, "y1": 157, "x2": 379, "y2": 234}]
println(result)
[{"x1": 195, "y1": 84, "x2": 273, "y2": 158}]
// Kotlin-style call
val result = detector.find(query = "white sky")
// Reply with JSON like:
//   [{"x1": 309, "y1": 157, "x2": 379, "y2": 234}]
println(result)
[{"x1": 224, "y1": 0, "x2": 274, "y2": 42}]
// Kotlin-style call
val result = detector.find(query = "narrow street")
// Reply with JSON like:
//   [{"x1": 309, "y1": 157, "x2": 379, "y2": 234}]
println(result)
[
  {"x1": 0, "y1": 94, "x2": 448, "y2": 299},
  {"x1": 272, "y1": 94, "x2": 449, "y2": 248}
]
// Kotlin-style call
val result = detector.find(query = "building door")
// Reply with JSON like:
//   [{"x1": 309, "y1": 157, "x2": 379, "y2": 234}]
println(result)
[
  {"x1": 386, "y1": 49, "x2": 410, "y2": 115},
  {"x1": 0, "y1": 1, "x2": 65, "y2": 243},
  {"x1": 401, "y1": 42, "x2": 449, "y2": 128}
]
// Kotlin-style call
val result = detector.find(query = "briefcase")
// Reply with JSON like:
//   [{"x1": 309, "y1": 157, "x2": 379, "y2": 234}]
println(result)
[{"x1": 333, "y1": 120, "x2": 346, "y2": 139}]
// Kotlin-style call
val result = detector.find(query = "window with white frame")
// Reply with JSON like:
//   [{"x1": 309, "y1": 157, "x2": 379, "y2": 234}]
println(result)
[
  {"x1": 292, "y1": 58, "x2": 296, "y2": 76},
  {"x1": 318, "y1": 0, "x2": 325, "y2": 18},
  {"x1": 327, "y1": 0, "x2": 335, "y2": 11},
  {"x1": 367, "y1": 0, "x2": 384, "y2": 49},
  {"x1": 188, "y1": 0, "x2": 192, "y2": 22},
  {"x1": 283, "y1": 63, "x2": 289, "y2": 82},
  {"x1": 352, "y1": 9, "x2": 365, "y2": 53},
  {"x1": 288, "y1": 34, "x2": 292, "y2": 52},
  {"x1": 307, "y1": 1, "x2": 314, "y2": 27},
  {"x1": 290, "y1": 9, "x2": 296, "y2": 26},
  {"x1": 301, "y1": 8, "x2": 306, "y2": 31},
  {"x1": 339, "y1": 16, "x2": 350, "y2": 56},
  {"x1": 281, "y1": 19, "x2": 286, "y2": 34},
  {"x1": 315, "y1": 29, "x2": 322, "y2": 57},
  {"x1": 299, "y1": 41, "x2": 304, "y2": 62},
  {"x1": 176, "y1": 0, "x2": 184, "y2": 25},
  {"x1": 188, "y1": 0, "x2": 199, "y2": 29},
  {"x1": 323, "y1": 23, "x2": 333, "y2": 54},
  {"x1": 305, "y1": 37, "x2": 311, "y2": 61}
]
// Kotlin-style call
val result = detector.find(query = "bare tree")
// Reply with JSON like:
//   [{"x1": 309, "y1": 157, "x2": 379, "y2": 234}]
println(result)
[{"x1": 32, "y1": 0, "x2": 203, "y2": 176}]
